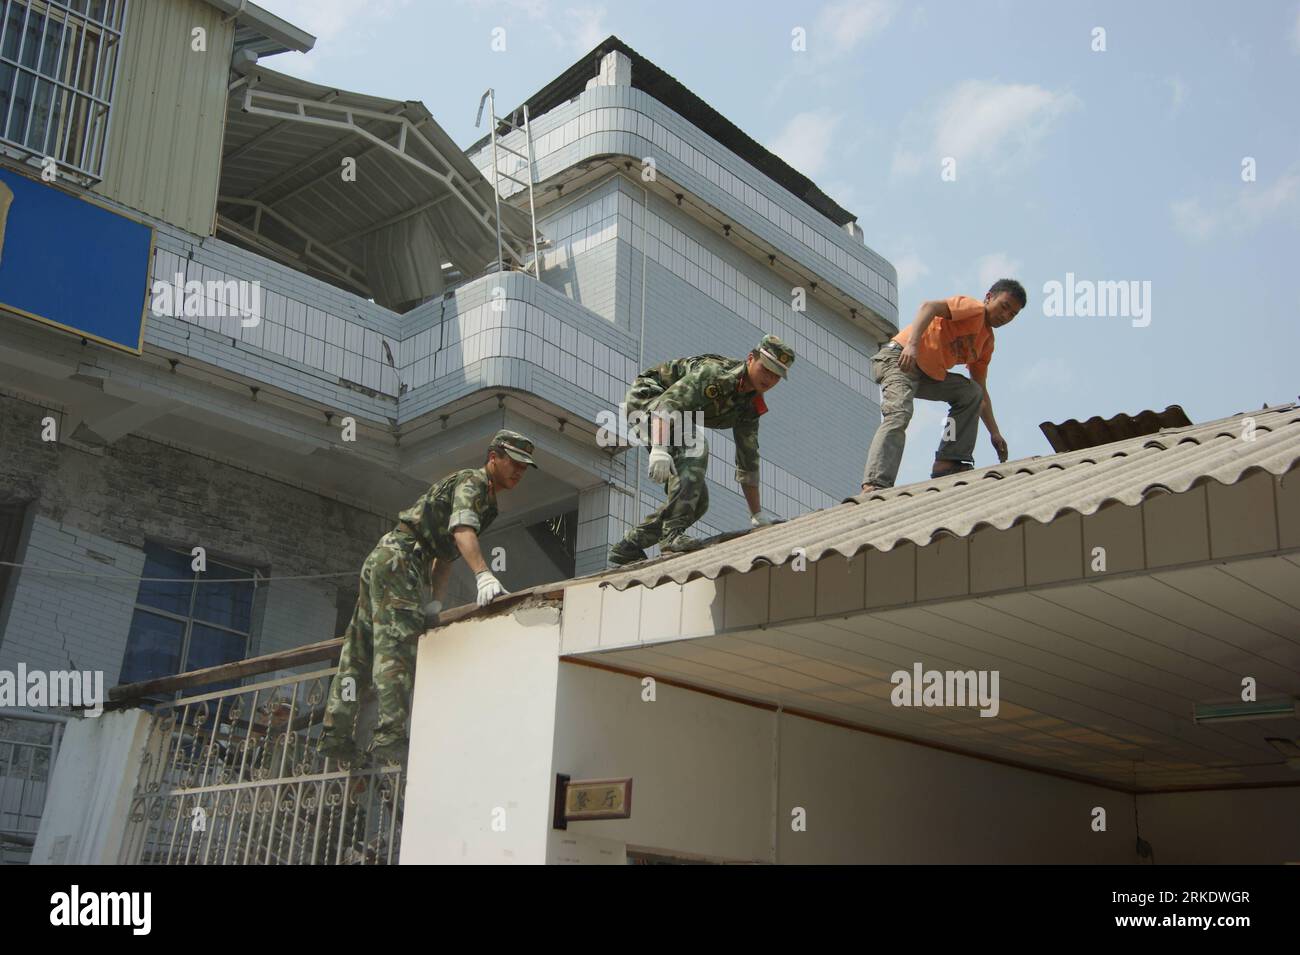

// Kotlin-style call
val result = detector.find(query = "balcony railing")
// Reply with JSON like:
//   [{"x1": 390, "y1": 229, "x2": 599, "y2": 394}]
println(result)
[{"x1": 118, "y1": 666, "x2": 405, "y2": 865}]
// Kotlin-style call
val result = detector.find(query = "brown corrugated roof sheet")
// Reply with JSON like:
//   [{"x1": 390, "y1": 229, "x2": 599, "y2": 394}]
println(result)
[
  {"x1": 599, "y1": 404, "x2": 1300, "y2": 591},
  {"x1": 1039, "y1": 404, "x2": 1192, "y2": 452}
]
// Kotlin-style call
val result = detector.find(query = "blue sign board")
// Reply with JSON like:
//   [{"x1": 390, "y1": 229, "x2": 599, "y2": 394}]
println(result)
[{"x1": 0, "y1": 166, "x2": 153, "y2": 354}]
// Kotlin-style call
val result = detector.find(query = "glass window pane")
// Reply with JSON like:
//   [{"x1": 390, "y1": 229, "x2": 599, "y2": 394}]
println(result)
[
  {"x1": 60, "y1": 88, "x2": 87, "y2": 168},
  {"x1": 194, "y1": 562, "x2": 253, "y2": 632},
  {"x1": 74, "y1": 30, "x2": 99, "y2": 95},
  {"x1": 0, "y1": 63, "x2": 14, "y2": 123},
  {"x1": 56, "y1": 20, "x2": 79, "y2": 82},
  {"x1": 40, "y1": 82, "x2": 66, "y2": 155},
  {"x1": 119, "y1": 610, "x2": 185, "y2": 685},
  {"x1": 5, "y1": 70, "x2": 32, "y2": 142},
  {"x1": 26, "y1": 76, "x2": 51, "y2": 150},
  {"x1": 18, "y1": 9, "x2": 45, "y2": 69},
  {"x1": 1, "y1": 5, "x2": 24, "y2": 61},
  {"x1": 136, "y1": 544, "x2": 192, "y2": 615},
  {"x1": 185, "y1": 624, "x2": 246, "y2": 691},
  {"x1": 38, "y1": 14, "x2": 62, "y2": 76}
]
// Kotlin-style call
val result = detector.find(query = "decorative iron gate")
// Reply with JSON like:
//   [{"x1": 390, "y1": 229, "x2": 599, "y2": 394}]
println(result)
[{"x1": 119, "y1": 668, "x2": 404, "y2": 864}]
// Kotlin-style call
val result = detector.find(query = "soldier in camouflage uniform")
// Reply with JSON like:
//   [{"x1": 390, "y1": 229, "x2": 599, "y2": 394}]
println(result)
[
  {"x1": 319, "y1": 429, "x2": 537, "y2": 766},
  {"x1": 610, "y1": 334, "x2": 795, "y2": 566}
]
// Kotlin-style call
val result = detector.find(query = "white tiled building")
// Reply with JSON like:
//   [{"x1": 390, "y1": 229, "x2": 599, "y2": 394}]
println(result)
[{"x1": 0, "y1": 9, "x2": 894, "y2": 861}]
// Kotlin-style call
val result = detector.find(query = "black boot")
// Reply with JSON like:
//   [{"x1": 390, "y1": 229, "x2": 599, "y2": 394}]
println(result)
[
  {"x1": 609, "y1": 539, "x2": 648, "y2": 566},
  {"x1": 660, "y1": 531, "x2": 702, "y2": 554}
]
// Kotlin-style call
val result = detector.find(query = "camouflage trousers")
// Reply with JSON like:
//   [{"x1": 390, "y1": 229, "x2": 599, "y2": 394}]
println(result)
[
  {"x1": 322, "y1": 531, "x2": 429, "y2": 750},
  {"x1": 625, "y1": 437, "x2": 710, "y2": 547}
]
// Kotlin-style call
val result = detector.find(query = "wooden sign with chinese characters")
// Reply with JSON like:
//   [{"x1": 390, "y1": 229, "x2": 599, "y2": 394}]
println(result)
[{"x1": 553, "y1": 774, "x2": 632, "y2": 828}]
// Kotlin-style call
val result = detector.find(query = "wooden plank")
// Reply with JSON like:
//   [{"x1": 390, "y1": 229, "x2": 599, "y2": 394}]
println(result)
[
  {"x1": 107, "y1": 590, "x2": 567, "y2": 704},
  {"x1": 109, "y1": 638, "x2": 343, "y2": 703}
]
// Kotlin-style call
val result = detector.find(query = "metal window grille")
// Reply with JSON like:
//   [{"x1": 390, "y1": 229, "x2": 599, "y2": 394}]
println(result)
[
  {"x1": 0, "y1": 0, "x2": 128, "y2": 182},
  {"x1": 0, "y1": 712, "x2": 67, "y2": 864},
  {"x1": 120, "y1": 542, "x2": 261, "y2": 696}
]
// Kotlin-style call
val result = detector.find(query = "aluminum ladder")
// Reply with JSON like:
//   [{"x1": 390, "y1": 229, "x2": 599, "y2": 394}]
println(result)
[{"x1": 475, "y1": 89, "x2": 541, "y2": 278}]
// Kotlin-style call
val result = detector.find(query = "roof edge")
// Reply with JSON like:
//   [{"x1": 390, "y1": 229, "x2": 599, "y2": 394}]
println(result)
[
  {"x1": 467, "y1": 34, "x2": 857, "y2": 228},
  {"x1": 203, "y1": 0, "x2": 316, "y2": 54}
]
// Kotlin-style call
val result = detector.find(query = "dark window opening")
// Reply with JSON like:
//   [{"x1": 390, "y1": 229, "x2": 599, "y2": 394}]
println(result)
[{"x1": 120, "y1": 541, "x2": 262, "y2": 695}]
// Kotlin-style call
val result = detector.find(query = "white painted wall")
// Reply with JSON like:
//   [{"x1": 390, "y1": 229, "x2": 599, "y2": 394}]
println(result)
[
  {"x1": 549, "y1": 662, "x2": 775, "y2": 862},
  {"x1": 400, "y1": 605, "x2": 563, "y2": 864},
  {"x1": 1136, "y1": 788, "x2": 1300, "y2": 864},
  {"x1": 550, "y1": 662, "x2": 1139, "y2": 863},
  {"x1": 776, "y1": 709, "x2": 1135, "y2": 863},
  {"x1": 31, "y1": 708, "x2": 152, "y2": 864}
]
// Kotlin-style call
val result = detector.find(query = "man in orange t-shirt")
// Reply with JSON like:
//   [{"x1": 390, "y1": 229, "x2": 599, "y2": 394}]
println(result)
[{"x1": 860, "y1": 279, "x2": 1026, "y2": 493}]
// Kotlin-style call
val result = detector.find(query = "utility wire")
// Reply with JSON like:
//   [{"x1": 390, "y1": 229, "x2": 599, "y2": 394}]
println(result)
[{"x1": 0, "y1": 561, "x2": 354, "y2": 583}]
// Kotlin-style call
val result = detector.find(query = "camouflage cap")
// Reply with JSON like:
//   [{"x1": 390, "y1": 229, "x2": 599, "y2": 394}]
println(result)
[
  {"x1": 755, "y1": 334, "x2": 795, "y2": 378},
  {"x1": 491, "y1": 429, "x2": 538, "y2": 468}
]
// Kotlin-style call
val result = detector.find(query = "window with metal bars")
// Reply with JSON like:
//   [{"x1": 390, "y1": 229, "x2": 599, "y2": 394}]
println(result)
[
  {"x1": 119, "y1": 541, "x2": 263, "y2": 693},
  {"x1": 0, "y1": 500, "x2": 29, "y2": 631},
  {"x1": 0, "y1": 0, "x2": 127, "y2": 182}
]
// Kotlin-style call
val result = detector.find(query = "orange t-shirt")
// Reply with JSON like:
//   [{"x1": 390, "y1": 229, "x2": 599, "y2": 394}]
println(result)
[{"x1": 892, "y1": 294, "x2": 994, "y2": 381}]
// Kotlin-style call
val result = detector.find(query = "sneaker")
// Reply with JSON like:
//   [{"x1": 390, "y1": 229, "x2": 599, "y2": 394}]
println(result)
[
  {"x1": 609, "y1": 539, "x2": 647, "y2": 566},
  {"x1": 660, "y1": 532, "x2": 702, "y2": 554},
  {"x1": 318, "y1": 733, "x2": 357, "y2": 765}
]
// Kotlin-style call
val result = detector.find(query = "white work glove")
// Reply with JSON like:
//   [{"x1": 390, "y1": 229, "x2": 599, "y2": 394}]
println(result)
[
  {"x1": 750, "y1": 510, "x2": 774, "y2": 528},
  {"x1": 475, "y1": 571, "x2": 508, "y2": 607},
  {"x1": 648, "y1": 446, "x2": 676, "y2": 484}
]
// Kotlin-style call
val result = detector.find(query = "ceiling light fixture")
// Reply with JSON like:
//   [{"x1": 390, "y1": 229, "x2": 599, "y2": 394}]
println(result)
[{"x1": 1192, "y1": 699, "x2": 1298, "y2": 724}]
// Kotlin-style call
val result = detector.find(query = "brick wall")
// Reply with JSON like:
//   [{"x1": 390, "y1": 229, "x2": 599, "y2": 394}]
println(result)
[{"x1": 0, "y1": 392, "x2": 388, "y2": 685}]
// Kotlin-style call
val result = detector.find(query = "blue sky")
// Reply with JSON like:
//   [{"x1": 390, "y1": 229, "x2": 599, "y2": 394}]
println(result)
[{"x1": 258, "y1": 0, "x2": 1299, "y2": 486}]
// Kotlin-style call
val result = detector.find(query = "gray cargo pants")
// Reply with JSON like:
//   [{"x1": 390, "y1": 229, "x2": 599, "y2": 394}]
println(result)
[{"x1": 862, "y1": 342, "x2": 985, "y2": 489}]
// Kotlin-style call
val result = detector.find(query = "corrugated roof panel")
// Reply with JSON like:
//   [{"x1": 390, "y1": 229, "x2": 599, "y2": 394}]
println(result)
[
  {"x1": 600, "y1": 404, "x2": 1300, "y2": 591},
  {"x1": 1039, "y1": 404, "x2": 1193, "y2": 452}
]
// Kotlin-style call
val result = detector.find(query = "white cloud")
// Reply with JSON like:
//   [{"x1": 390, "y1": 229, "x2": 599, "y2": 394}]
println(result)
[
  {"x1": 893, "y1": 80, "x2": 1080, "y2": 178},
  {"x1": 566, "y1": 5, "x2": 608, "y2": 52},
  {"x1": 458, "y1": 0, "x2": 552, "y2": 17},
  {"x1": 260, "y1": 0, "x2": 411, "y2": 46},
  {"x1": 256, "y1": 0, "x2": 412, "y2": 75},
  {"x1": 1165, "y1": 74, "x2": 1186, "y2": 113},
  {"x1": 452, "y1": 1, "x2": 604, "y2": 51},
  {"x1": 824, "y1": 180, "x2": 862, "y2": 215},
  {"x1": 813, "y1": 0, "x2": 896, "y2": 58},
  {"x1": 1238, "y1": 168, "x2": 1300, "y2": 223},
  {"x1": 889, "y1": 147, "x2": 925, "y2": 179},
  {"x1": 975, "y1": 252, "x2": 1022, "y2": 291},
  {"x1": 1170, "y1": 198, "x2": 1216, "y2": 241},
  {"x1": 770, "y1": 1, "x2": 894, "y2": 99},
  {"x1": 1172, "y1": 167, "x2": 1300, "y2": 242},
  {"x1": 766, "y1": 110, "x2": 842, "y2": 178},
  {"x1": 1014, "y1": 357, "x2": 1075, "y2": 392},
  {"x1": 893, "y1": 252, "x2": 930, "y2": 290}
]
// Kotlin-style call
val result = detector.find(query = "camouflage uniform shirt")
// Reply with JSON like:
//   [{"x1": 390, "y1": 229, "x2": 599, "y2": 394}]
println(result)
[
  {"x1": 396, "y1": 468, "x2": 498, "y2": 560},
  {"x1": 626, "y1": 354, "x2": 767, "y2": 486}
]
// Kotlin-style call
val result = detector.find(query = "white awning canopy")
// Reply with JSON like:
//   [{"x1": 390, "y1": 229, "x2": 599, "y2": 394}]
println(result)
[{"x1": 219, "y1": 65, "x2": 536, "y2": 311}]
